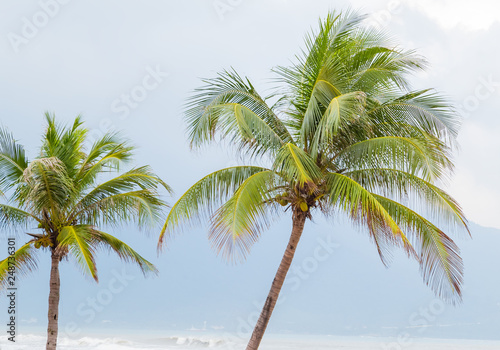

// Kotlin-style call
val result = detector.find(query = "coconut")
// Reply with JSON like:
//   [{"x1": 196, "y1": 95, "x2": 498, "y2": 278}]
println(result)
[{"x1": 300, "y1": 202, "x2": 308, "y2": 212}]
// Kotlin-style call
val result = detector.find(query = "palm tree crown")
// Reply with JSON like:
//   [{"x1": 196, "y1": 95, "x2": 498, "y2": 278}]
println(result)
[
  {"x1": 1, "y1": 115, "x2": 169, "y2": 281},
  {"x1": 159, "y1": 10, "x2": 468, "y2": 349}
]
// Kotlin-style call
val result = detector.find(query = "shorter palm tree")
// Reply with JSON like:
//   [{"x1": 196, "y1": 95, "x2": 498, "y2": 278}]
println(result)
[{"x1": 0, "y1": 114, "x2": 170, "y2": 350}]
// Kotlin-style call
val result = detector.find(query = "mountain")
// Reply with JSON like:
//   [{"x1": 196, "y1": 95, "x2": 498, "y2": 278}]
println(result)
[{"x1": 3, "y1": 218, "x2": 499, "y2": 341}]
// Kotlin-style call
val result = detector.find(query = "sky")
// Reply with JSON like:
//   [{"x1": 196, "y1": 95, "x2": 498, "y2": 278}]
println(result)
[{"x1": 0, "y1": 0, "x2": 500, "y2": 343}]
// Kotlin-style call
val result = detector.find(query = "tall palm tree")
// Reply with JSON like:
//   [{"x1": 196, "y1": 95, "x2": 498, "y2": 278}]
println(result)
[
  {"x1": 159, "y1": 11, "x2": 468, "y2": 350},
  {"x1": 0, "y1": 115, "x2": 170, "y2": 350}
]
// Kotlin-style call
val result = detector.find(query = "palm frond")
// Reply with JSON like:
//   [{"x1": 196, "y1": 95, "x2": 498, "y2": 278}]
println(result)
[
  {"x1": 335, "y1": 136, "x2": 452, "y2": 181},
  {"x1": 373, "y1": 194, "x2": 463, "y2": 302},
  {"x1": 0, "y1": 126, "x2": 28, "y2": 193},
  {"x1": 75, "y1": 136, "x2": 134, "y2": 191},
  {"x1": 57, "y1": 225, "x2": 98, "y2": 281},
  {"x1": 275, "y1": 10, "x2": 365, "y2": 135},
  {"x1": 74, "y1": 190, "x2": 166, "y2": 228},
  {"x1": 345, "y1": 168, "x2": 468, "y2": 233},
  {"x1": 41, "y1": 113, "x2": 87, "y2": 179},
  {"x1": 16, "y1": 157, "x2": 74, "y2": 222},
  {"x1": 308, "y1": 91, "x2": 367, "y2": 156},
  {"x1": 186, "y1": 69, "x2": 292, "y2": 157},
  {"x1": 210, "y1": 170, "x2": 279, "y2": 262},
  {"x1": 91, "y1": 229, "x2": 157, "y2": 276},
  {"x1": 273, "y1": 143, "x2": 322, "y2": 185},
  {"x1": 159, "y1": 166, "x2": 268, "y2": 247},
  {"x1": 73, "y1": 165, "x2": 171, "y2": 218},
  {"x1": 348, "y1": 46, "x2": 426, "y2": 93},
  {"x1": 0, "y1": 204, "x2": 41, "y2": 231},
  {"x1": 325, "y1": 172, "x2": 416, "y2": 264},
  {"x1": 367, "y1": 90, "x2": 460, "y2": 142},
  {"x1": 0, "y1": 242, "x2": 38, "y2": 290}
]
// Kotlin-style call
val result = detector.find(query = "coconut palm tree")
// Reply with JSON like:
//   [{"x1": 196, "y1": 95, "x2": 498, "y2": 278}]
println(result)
[
  {"x1": 0, "y1": 114, "x2": 170, "y2": 350},
  {"x1": 159, "y1": 11, "x2": 468, "y2": 350}
]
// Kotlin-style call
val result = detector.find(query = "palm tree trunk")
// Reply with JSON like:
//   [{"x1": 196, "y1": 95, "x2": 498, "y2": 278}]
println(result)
[
  {"x1": 246, "y1": 212, "x2": 307, "y2": 350},
  {"x1": 46, "y1": 252, "x2": 60, "y2": 350}
]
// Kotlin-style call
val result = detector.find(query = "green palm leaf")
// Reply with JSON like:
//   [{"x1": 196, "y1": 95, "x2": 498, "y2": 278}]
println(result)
[
  {"x1": 0, "y1": 127, "x2": 28, "y2": 193},
  {"x1": 308, "y1": 91, "x2": 367, "y2": 156},
  {"x1": 325, "y1": 172, "x2": 416, "y2": 263},
  {"x1": 74, "y1": 166, "x2": 171, "y2": 213},
  {"x1": 186, "y1": 69, "x2": 292, "y2": 157},
  {"x1": 348, "y1": 47, "x2": 425, "y2": 93},
  {"x1": 345, "y1": 168, "x2": 468, "y2": 232},
  {"x1": 335, "y1": 136, "x2": 452, "y2": 181},
  {"x1": 368, "y1": 90, "x2": 460, "y2": 142},
  {"x1": 74, "y1": 190, "x2": 166, "y2": 227},
  {"x1": 17, "y1": 157, "x2": 74, "y2": 222},
  {"x1": 0, "y1": 204, "x2": 41, "y2": 230},
  {"x1": 0, "y1": 242, "x2": 38, "y2": 290},
  {"x1": 91, "y1": 230, "x2": 157, "y2": 276},
  {"x1": 159, "y1": 166, "x2": 268, "y2": 247},
  {"x1": 57, "y1": 225, "x2": 98, "y2": 281},
  {"x1": 373, "y1": 194, "x2": 463, "y2": 302},
  {"x1": 273, "y1": 143, "x2": 322, "y2": 185},
  {"x1": 210, "y1": 170, "x2": 279, "y2": 262},
  {"x1": 75, "y1": 137, "x2": 133, "y2": 191},
  {"x1": 42, "y1": 113, "x2": 87, "y2": 179}
]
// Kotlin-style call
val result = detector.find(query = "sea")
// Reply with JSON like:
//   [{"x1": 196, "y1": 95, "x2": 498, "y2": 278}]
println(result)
[{"x1": 1, "y1": 332, "x2": 500, "y2": 350}]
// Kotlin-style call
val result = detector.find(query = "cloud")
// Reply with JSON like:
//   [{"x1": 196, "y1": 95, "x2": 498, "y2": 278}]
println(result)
[
  {"x1": 451, "y1": 123, "x2": 500, "y2": 229},
  {"x1": 406, "y1": 0, "x2": 500, "y2": 31}
]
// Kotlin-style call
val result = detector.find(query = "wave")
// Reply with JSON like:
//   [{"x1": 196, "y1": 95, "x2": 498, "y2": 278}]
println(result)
[
  {"x1": 1, "y1": 334, "x2": 143, "y2": 350},
  {"x1": 0, "y1": 333, "x2": 231, "y2": 350},
  {"x1": 154, "y1": 336, "x2": 227, "y2": 347},
  {"x1": 3, "y1": 333, "x2": 500, "y2": 350}
]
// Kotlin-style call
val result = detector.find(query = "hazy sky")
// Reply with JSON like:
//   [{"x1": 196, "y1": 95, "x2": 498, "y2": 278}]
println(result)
[
  {"x1": 1, "y1": 0, "x2": 500, "y2": 342},
  {"x1": 1, "y1": 0, "x2": 499, "y2": 228}
]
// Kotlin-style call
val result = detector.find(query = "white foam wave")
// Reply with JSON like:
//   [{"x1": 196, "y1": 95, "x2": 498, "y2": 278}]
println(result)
[
  {"x1": 2, "y1": 333, "x2": 500, "y2": 350},
  {"x1": 0, "y1": 333, "x2": 230, "y2": 350}
]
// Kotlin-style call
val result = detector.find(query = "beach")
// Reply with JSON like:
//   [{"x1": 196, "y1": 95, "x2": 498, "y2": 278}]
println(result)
[{"x1": 2, "y1": 333, "x2": 500, "y2": 350}]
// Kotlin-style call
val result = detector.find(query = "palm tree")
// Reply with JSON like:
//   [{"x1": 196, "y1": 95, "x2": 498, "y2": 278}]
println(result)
[
  {"x1": 159, "y1": 11, "x2": 468, "y2": 350},
  {"x1": 0, "y1": 114, "x2": 170, "y2": 350}
]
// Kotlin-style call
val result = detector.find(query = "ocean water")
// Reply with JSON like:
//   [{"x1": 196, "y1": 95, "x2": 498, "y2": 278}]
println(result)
[{"x1": 1, "y1": 333, "x2": 500, "y2": 350}]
